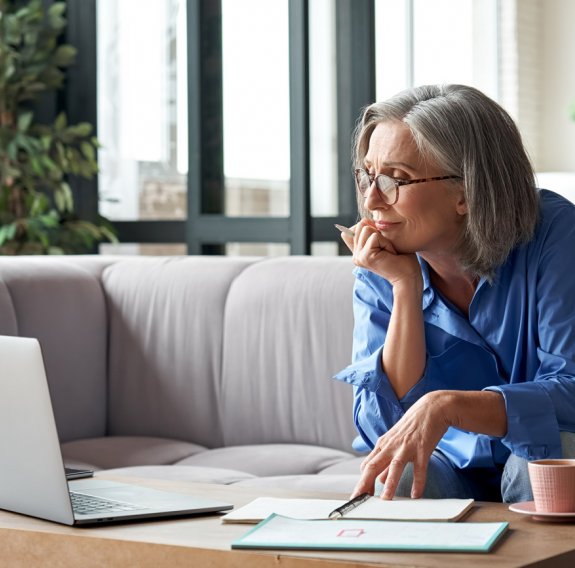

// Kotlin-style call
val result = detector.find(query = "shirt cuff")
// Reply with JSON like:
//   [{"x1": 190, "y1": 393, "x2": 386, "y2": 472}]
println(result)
[
  {"x1": 333, "y1": 346, "x2": 395, "y2": 398},
  {"x1": 333, "y1": 347, "x2": 431, "y2": 411},
  {"x1": 484, "y1": 384, "x2": 562, "y2": 460}
]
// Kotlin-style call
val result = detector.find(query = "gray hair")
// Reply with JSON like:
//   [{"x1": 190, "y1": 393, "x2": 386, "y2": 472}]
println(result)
[{"x1": 353, "y1": 84, "x2": 539, "y2": 280}]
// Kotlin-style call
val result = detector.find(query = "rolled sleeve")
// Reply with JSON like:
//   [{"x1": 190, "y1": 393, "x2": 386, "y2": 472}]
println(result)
[
  {"x1": 334, "y1": 346, "x2": 430, "y2": 407},
  {"x1": 484, "y1": 383, "x2": 562, "y2": 460},
  {"x1": 334, "y1": 346, "x2": 394, "y2": 401}
]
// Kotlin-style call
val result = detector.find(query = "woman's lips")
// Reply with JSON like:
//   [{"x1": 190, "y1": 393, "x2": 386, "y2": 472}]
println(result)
[{"x1": 374, "y1": 220, "x2": 400, "y2": 231}]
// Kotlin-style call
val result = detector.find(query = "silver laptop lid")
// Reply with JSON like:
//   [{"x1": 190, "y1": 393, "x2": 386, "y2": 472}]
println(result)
[{"x1": 0, "y1": 335, "x2": 75, "y2": 525}]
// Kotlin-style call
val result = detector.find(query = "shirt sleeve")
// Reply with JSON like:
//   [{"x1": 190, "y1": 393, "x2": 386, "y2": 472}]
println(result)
[
  {"x1": 333, "y1": 269, "x2": 431, "y2": 448},
  {"x1": 485, "y1": 202, "x2": 575, "y2": 460}
]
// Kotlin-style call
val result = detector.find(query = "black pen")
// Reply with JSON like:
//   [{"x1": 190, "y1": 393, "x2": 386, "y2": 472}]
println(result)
[{"x1": 328, "y1": 492, "x2": 371, "y2": 519}]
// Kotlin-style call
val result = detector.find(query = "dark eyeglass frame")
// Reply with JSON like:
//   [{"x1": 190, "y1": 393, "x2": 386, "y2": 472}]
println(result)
[{"x1": 354, "y1": 168, "x2": 462, "y2": 205}]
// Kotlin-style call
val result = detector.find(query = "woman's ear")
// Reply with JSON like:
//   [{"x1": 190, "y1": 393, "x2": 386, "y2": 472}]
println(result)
[{"x1": 455, "y1": 191, "x2": 468, "y2": 216}]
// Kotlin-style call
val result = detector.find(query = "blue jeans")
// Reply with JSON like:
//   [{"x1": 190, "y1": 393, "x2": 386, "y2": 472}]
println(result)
[
  {"x1": 375, "y1": 432, "x2": 575, "y2": 502},
  {"x1": 501, "y1": 432, "x2": 575, "y2": 503}
]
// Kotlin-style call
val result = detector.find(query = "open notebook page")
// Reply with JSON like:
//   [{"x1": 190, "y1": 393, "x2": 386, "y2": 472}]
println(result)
[{"x1": 222, "y1": 496, "x2": 474, "y2": 523}]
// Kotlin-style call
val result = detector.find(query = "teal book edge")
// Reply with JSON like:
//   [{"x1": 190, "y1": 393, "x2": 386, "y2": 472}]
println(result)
[{"x1": 231, "y1": 514, "x2": 509, "y2": 553}]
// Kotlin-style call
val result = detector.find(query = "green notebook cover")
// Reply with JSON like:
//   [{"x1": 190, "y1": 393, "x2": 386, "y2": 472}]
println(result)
[{"x1": 232, "y1": 514, "x2": 509, "y2": 553}]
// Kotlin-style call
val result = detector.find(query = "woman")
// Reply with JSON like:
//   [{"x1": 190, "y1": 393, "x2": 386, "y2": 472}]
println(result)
[{"x1": 334, "y1": 84, "x2": 575, "y2": 503}]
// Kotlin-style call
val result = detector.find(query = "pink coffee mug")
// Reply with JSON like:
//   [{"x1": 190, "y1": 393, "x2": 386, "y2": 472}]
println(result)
[{"x1": 528, "y1": 459, "x2": 575, "y2": 513}]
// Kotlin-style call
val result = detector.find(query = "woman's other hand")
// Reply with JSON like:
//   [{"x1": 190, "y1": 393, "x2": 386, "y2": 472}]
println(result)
[{"x1": 351, "y1": 391, "x2": 451, "y2": 500}]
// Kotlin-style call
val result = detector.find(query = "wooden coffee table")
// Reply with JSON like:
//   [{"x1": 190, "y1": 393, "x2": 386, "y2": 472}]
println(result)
[{"x1": 0, "y1": 475, "x2": 574, "y2": 567}]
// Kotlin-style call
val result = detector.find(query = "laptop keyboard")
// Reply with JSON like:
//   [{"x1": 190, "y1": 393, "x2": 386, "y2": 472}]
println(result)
[{"x1": 70, "y1": 491, "x2": 147, "y2": 515}]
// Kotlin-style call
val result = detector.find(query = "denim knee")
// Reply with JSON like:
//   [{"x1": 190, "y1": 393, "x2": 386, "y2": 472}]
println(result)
[
  {"x1": 377, "y1": 452, "x2": 473, "y2": 499},
  {"x1": 559, "y1": 431, "x2": 575, "y2": 457},
  {"x1": 501, "y1": 432, "x2": 575, "y2": 503},
  {"x1": 501, "y1": 453, "x2": 532, "y2": 503}
]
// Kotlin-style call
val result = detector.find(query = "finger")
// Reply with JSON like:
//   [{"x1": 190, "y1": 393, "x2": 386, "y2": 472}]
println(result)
[
  {"x1": 355, "y1": 224, "x2": 376, "y2": 250},
  {"x1": 360, "y1": 446, "x2": 380, "y2": 471},
  {"x1": 359, "y1": 218, "x2": 377, "y2": 230},
  {"x1": 381, "y1": 458, "x2": 407, "y2": 500},
  {"x1": 354, "y1": 233, "x2": 385, "y2": 269},
  {"x1": 350, "y1": 475, "x2": 375, "y2": 499},
  {"x1": 410, "y1": 460, "x2": 429, "y2": 499},
  {"x1": 377, "y1": 465, "x2": 389, "y2": 486},
  {"x1": 339, "y1": 232, "x2": 354, "y2": 252},
  {"x1": 377, "y1": 234, "x2": 397, "y2": 254},
  {"x1": 350, "y1": 482, "x2": 374, "y2": 499},
  {"x1": 375, "y1": 466, "x2": 390, "y2": 498},
  {"x1": 359, "y1": 230, "x2": 396, "y2": 261},
  {"x1": 365, "y1": 232, "x2": 383, "y2": 252},
  {"x1": 355, "y1": 454, "x2": 387, "y2": 497}
]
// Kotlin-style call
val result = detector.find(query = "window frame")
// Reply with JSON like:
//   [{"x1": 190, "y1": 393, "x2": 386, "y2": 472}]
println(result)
[{"x1": 65, "y1": 0, "x2": 376, "y2": 254}]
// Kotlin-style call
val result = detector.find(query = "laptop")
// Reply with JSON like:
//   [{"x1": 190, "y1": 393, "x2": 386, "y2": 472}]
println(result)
[{"x1": 0, "y1": 335, "x2": 233, "y2": 525}]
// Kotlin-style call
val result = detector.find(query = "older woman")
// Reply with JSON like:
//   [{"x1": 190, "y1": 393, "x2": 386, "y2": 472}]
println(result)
[{"x1": 334, "y1": 84, "x2": 575, "y2": 503}]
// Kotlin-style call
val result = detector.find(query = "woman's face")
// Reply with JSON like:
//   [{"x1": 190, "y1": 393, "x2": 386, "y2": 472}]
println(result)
[{"x1": 362, "y1": 120, "x2": 467, "y2": 256}]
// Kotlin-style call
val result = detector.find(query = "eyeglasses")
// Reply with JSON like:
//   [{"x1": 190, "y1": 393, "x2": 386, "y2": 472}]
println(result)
[{"x1": 354, "y1": 168, "x2": 461, "y2": 205}]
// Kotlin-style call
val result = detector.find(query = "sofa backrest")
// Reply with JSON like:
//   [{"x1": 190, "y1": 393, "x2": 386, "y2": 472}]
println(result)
[
  {"x1": 220, "y1": 256, "x2": 357, "y2": 452},
  {"x1": 0, "y1": 257, "x2": 113, "y2": 442},
  {"x1": 102, "y1": 256, "x2": 254, "y2": 448},
  {"x1": 0, "y1": 255, "x2": 358, "y2": 453}
]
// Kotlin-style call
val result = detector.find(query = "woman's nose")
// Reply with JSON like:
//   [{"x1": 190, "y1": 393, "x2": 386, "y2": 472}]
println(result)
[{"x1": 364, "y1": 181, "x2": 390, "y2": 211}]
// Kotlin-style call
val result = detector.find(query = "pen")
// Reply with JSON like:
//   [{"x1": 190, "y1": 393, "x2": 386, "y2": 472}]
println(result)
[
  {"x1": 328, "y1": 492, "x2": 371, "y2": 519},
  {"x1": 334, "y1": 223, "x2": 355, "y2": 237}
]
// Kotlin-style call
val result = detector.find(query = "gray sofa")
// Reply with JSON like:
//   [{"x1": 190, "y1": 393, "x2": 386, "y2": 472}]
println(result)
[{"x1": 0, "y1": 255, "x2": 364, "y2": 493}]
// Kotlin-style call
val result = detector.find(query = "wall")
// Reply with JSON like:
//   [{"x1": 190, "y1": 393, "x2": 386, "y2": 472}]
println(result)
[
  {"x1": 539, "y1": 0, "x2": 575, "y2": 171},
  {"x1": 500, "y1": 0, "x2": 541, "y2": 166}
]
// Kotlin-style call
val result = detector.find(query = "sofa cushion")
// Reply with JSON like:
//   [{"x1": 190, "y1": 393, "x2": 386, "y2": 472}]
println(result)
[
  {"x1": 220, "y1": 257, "x2": 357, "y2": 452},
  {"x1": 318, "y1": 456, "x2": 364, "y2": 475},
  {"x1": 233, "y1": 474, "x2": 358, "y2": 495},
  {"x1": 100, "y1": 465, "x2": 255, "y2": 485},
  {"x1": 61, "y1": 436, "x2": 206, "y2": 469},
  {"x1": 0, "y1": 258, "x2": 108, "y2": 442},
  {"x1": 102, "y1": 257, "x2": 256, "y2": 447},
  {"x1": 176, "y1": 444, "x2": 355, "y2": 477}
]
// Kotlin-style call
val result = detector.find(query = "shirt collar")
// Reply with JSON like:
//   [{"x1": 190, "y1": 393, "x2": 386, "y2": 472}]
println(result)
[
  {"x1": 417, "y1": 255, "x2": 435, "y2": 310},
  {"x1": 417, "y1": 254, "x2": 494, "y2": 311}
]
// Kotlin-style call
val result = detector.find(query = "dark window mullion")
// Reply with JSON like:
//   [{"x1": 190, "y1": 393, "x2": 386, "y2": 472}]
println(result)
[
  {"x1": 113, "y1": 221, "x2": 185, "y2": 244},
  {"x1": 114, "y1": 217, "x2": 290, "y2": 245},
  {"x1": 63, "y1": 0, "x2": 99, "y2": 226},
  {"x1": 336, "y1": 0, "x2": 376, "y2": 223},
  {"x1": 186, "y1": 0, "x2": 224, "y2": 254},
  {"x1": 288, "y1": 0, "x2": 311, "y2": 254}
]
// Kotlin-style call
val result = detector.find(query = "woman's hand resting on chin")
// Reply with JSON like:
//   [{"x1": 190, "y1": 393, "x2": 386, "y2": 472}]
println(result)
[{"x1": 340, "y1": 219, "x2": 422, "y2": 290}]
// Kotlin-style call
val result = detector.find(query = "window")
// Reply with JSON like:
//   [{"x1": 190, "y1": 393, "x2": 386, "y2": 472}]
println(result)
[
  {"x1": 72, "y1": 0, "x2": 506, "y2": 257},
  {"x1": 97, "y1": 0, "x2": 188, "y2": 222},
  {"x1": 375, "y1": 0, "x2": 499, "y2": 101},
  {"x1": 222, "y1": 0, "x2": 290, "y2": 219}
]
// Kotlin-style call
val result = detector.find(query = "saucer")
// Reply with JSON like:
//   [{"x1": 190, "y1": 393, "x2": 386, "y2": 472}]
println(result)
[{"x1": 509, "y1": 501, "x2": 575, "y2": 522}]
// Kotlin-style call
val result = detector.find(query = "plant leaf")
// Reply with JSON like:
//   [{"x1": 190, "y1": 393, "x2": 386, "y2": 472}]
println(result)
[
  {"x1": 17, "y1": 112, "x2": 34, "y2": 132},
  {"x1": 54, "y1": 112, "x2": 67, "y2": 131},
  {"x1": 52, "y1": 44, "x2": 77, "y2": 67}
]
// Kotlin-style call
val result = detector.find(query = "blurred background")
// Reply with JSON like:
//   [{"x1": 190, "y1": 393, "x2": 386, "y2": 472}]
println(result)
[{"x1": 55, "y1": 0, "x2": 575, "y2": 256}]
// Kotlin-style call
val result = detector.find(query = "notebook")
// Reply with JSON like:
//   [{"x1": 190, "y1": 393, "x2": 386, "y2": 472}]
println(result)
[
  {"x1": 221, "y1": 496, "x2": 475, "y2": 523},
  {"x1": 232, "y1": 514, "x2": 509, "y2": 553},
  {"x1": 0, "y1": 335, "x2": 233, "y2": 525}
]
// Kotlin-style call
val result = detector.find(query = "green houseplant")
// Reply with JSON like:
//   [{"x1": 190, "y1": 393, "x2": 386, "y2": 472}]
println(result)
[{"x1": 0, "y1": 0, "x2": 115, "y2": 254}]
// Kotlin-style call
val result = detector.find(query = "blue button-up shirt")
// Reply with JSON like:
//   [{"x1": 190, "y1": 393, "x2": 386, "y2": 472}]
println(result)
[{"x1": 334, "y1": 190, "x2": 575, "y2": 470}]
